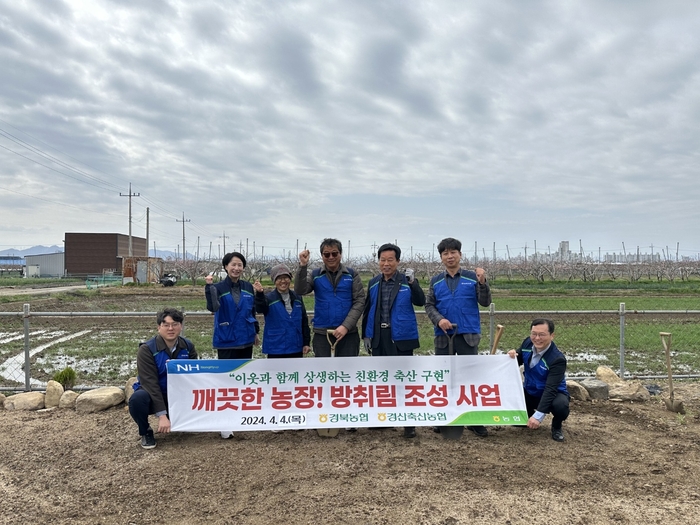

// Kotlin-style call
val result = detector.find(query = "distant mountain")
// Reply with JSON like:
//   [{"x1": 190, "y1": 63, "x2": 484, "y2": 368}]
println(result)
[{"x1": 0, "y1": 245, "x2": 64, "y2": 256}]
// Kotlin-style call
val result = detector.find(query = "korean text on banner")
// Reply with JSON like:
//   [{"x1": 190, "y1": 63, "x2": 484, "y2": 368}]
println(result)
[{"x1": 167, "y1": 355, "x2": 528, "y2": 432}]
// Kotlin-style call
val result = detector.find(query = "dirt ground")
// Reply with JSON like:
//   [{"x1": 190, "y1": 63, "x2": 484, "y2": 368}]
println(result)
[{"x1": 2, "y1": 384, "x2": 700, "y2": 525}]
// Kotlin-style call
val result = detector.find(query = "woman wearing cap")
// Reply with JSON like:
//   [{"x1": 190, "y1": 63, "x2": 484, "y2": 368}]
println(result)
[
  {"x1": 205, "y1": 251, "x2": 260, "y2": 360},
  {"x1": 253, "y1": 264, "x2": 311, "y2": 358}
]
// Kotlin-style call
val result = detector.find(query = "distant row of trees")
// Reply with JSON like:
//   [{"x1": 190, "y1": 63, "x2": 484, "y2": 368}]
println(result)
[{"x1": 166, "y1": 252, "x2": 700, "y2": 284}]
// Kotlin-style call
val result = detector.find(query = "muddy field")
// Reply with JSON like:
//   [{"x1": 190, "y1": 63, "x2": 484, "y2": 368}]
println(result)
[
  {"x1": 2, "y1": 286, "x2": 700, "y2": 524},
  {"x1": 2, "y1": 384, "x2": 700, "y2": 525}
]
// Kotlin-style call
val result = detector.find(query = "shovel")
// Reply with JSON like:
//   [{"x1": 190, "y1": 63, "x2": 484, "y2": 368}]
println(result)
[
  {"x1": 440, "y1": 324, "x2": 465, "y2": 440},
  {"x1": 659, "y1": 332, "x2": 685, "y2": 414},
  {"x1": 489, "y1": 324, "x2": 505, "y2": 355},
  {"x1": 317, "y1": 329, "x2": 341, "y2": 437}
]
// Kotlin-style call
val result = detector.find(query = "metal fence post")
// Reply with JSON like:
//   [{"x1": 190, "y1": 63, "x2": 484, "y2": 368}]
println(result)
[
  {"x1": 619, "y1": 302, "x2": 625, "y2": 378},
  {"x1": 23, "y1": 303, "x2": 31, "y2": 392},
  {"x1": 489, "y1": 303, "x2": 495, "y2": 349}
]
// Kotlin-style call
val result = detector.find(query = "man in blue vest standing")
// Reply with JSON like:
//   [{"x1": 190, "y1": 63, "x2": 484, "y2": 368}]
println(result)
[
  {"x1": 362, "y1": 243, "x2": 425, "y2": 438},
  {"x1": 508, "y1": 318, "x2": 570, "y2": 442},
  {"x1": 425, "y1": 237, "x2": 492, "y2": 437},
  {"x1": 295, "y1": 238, "x2": 365, "y2": 357},
  {"x1": 129, "y1": 308, "x2": 197, "y2": 449}
]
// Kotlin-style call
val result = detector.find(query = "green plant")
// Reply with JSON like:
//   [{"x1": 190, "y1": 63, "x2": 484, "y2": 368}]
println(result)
[{"x1": 53, "y1": 367, "x2": 77, "y2": 390}]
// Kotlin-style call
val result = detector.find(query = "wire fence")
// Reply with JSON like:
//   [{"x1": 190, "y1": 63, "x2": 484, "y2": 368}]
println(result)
[{"x1": 1, "y1": 304, "x2": 699, "y2": 392}]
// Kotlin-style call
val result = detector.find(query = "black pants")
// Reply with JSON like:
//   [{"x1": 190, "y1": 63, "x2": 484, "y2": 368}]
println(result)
[
  {"x1": 312, "y1": 331, "x2": 360, "y2": 357},
  {"x1": 129, "y1": 389, "x2": 160, "y2": 436},
  {"x1": 267, "y1": 351, "x2": 304, "y2": 359},
  {"x1": 434, "y1": 336, "x2": 478, "y2": 355},
  {"x1": 217, "y1": 346, "x2": 253, "y2": 360},
  {"x1": 524, "y1": 390, "x2": 570, "y2": 430}
]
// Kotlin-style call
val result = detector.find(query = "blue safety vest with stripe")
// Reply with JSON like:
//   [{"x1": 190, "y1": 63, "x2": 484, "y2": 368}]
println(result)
[
  {"x1": 364, "y1": 277, "x2": 419, "y2": 341},
  {"x1": 262, "y1": 293, "x2": 304, "y2": 355},
  {"x1": 213, "y1": 283, "x2": 257, "y2": 348},
  {"x1": 431, "y1": 273, "x2": 482, "y2": 336},
  {"x1": 311, "y1": 267, "x2": 355, "y2": 328},
  {"x1": 133, "y1": 336, "x2": 194, "y2": 394},
  {"x1": 521, "y1": 340, "x2": 569, "y2": 397}
]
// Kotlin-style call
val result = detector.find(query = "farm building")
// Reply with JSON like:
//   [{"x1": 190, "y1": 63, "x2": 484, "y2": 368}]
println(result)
[
  {"x1": 64, "y1": 233, "x2": 147, "y2": 277},
  {"x1": 24, "y1": 253, "x2": 65, "y2": 277}
]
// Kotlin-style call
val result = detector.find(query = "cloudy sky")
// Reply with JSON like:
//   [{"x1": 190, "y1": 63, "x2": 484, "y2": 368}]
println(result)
[{"x1": 1, "y1": 0, "x2": 699, "y2": 261}]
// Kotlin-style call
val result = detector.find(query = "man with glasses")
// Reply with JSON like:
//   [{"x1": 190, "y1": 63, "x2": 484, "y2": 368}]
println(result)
[
  {"x1": 425, "y1": 237, "x2": 492, "y2": 437},
  {"x1": 129, "y1": 308, "x2": 197, "y2": 449},
  {"x1": 295, "y1": 238, "x2": 365, "y2": 357},
  {"x1": 507, "y1": 318, "x2": 570, "y2": 442}
]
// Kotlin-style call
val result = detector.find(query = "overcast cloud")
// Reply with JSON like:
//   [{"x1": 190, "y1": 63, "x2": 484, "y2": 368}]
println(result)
[{"x1": 1, "y1": 0, "x2": 699, "y2": 260}]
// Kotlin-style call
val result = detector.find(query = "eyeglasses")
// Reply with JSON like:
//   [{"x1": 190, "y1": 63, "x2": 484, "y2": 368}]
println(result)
[
  {"x1": 530, "y1": 331, "x2": 550, "y2": 339},
  {"x1": 322, "y1": 251, "x2": 340, "y2": 258},
  {"x1": 161, "y1": 322, "x2": 181, "y2": 329}
]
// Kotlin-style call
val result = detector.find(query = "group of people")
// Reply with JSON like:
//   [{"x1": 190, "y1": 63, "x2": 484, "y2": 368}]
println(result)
[{"x1": 129, "y1": 237, "x2": 570, "y2": 448}]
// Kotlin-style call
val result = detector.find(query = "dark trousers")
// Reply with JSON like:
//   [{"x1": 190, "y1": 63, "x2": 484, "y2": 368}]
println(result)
[
  {"x1": 312, "y1": 331, "x2": 360, "y2": 357},
  {"x1": 372, "y1": 329, "x2": 414, "y2": 431},
  {"x1": 217, "y1": 346, "x2": 253, "y2": 360},
  {"x1": 524, "y1": 390, "x2": 570, "y2": 430},
  {"x1": 434, "y1": 336, "x2": 478, "y2": 355},
  {"x1": 267, "y1": 351, "x2": 304, "y2": 359},
  {"x1": 129, "y1": 389, "x2": 160, "y2": 436}
]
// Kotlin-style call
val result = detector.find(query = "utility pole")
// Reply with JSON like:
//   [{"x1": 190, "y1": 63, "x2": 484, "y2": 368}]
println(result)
[
  {"x1": 219, "y1": 231, "x2": 229, "y2": 253},
  {"x1": 120, "y1": 183, "x2": 140, "y2": 257},
  {"x1": 534, "y1": 240, "x2": 537, "y2": 262},
  {"x1": 176, "y1": 213, "x2": 190, "y2": 260},
  {"x1": 145, "y1": 207, "x2": 150, "y2": 257}
]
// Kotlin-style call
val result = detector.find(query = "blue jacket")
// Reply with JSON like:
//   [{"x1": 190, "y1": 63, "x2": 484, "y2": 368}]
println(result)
[
  {"x1": 517, "y1": 338, "x2": 569, "y2": 413},
  {"x1": 206, "y1": 277, "x2": 258, "y2": 348},
  {"x1": 311, "y1": 267, "x2": 355, "y2": 329},
  {"x1": 255, "y1": 289, "x2": 310, "y2": 355},
  {"x1": 429, "y1": 271, "x2": 482, "y2": 336},
  {"x1": 133, "y1": 335, "x2": 197, "y2": 414},
  {"x1": 362, "y1": 273, "x2": 424, "y2": 349}
]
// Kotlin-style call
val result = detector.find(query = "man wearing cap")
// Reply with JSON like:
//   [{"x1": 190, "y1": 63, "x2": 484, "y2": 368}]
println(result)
[
  {"x1": 295, "y1": 238, "x2": 365, "y2": 357},
  {"x1": 362, "y1": 243, "x2": 425, "y2": 438},
  {"x1": 253, "y1": 264, "x2": 311, "y2": 358}
]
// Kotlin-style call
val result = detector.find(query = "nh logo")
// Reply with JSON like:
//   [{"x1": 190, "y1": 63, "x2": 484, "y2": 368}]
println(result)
[{"x1": 175, "y1": 363, "x2": 200, "y2": 372}]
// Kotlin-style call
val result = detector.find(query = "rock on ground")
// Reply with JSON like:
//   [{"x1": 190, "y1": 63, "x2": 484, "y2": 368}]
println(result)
[{"x1": 75, "y1": 386, "x2": 125, "y2": 413}]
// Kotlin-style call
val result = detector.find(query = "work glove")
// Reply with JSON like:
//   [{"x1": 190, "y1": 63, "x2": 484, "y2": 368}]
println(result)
[
  {"x1": 363, "y1": 338, "x2": 372, "y2": 356},
  {"x1": 404, "y1": 268, "x2": 415, "y2": 284}
]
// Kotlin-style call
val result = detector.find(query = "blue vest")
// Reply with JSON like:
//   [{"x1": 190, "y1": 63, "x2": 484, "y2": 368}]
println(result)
[
  {"x1": 311, "y1": 267, "x2": 354, "y2": 328},
  {"x1": 262, "y1": 293, "x2": 304, "y2": 355},
  {"x1": 522, "y1": 341, "x2": 569, "y2": 397},
  {"x1": 213, "y1": 282, "x2": 257, "y2": 348},
  {"x1": 365, "y1": 277, "x2": 419, "y2": 341},
  {"x1": 133, "y1": 336, "x2": 194, "y2": 394},
  {"x1": 431, "y1": 273, "x2": 482, "y2": 336}
]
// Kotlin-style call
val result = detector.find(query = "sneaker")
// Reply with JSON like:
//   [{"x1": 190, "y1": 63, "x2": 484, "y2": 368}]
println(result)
[
  {"x1": 432, "y1": 426, "x2": 441, "y2": 434},
  {"x1": 140, "y1": 429, "x2": 156, "y2": 449},
  {"x1": 346, "y1": 428, "x2": 357, "y2": 433},
  {"x1": 220, "y1": 431, "x2": 234, "y2": 439},
  {"x1": 403, "y1": 427, "x2": 416, "y2": 438},
  {"x1": 551, "y1": 428, "x2": 565, "y2": 442},
  {"x1": 271, "y1": 429, "x2": 284, "y2": 434},
  {"x1": 467, "y1": 425, "x2": 489, "y2": 437}
]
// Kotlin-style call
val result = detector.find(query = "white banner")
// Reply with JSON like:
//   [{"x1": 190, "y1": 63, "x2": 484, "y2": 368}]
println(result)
[{"x1": 167, "y1": 355, "x2": 528, "y2": 432}]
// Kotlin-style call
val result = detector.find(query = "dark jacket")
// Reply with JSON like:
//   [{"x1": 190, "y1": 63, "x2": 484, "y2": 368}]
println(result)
[
  {"x1": 255, "y1": 288, "x2": 311, "y2": 355},
  {"x1": 294, "y1": 263, "x2": 365, "y2": 334},
  {"x1": 205, "y1": 276, "x2": 259, "y2": 348},
  {"x1": 133, "y1": 335, "x2": 197, "y2": 415},
  {"x1": 515, "y1": 338, "x2": 569, "y2": 414},
  {"x1": 361, "y1": 272, "x2": 425, "y2": 352}
]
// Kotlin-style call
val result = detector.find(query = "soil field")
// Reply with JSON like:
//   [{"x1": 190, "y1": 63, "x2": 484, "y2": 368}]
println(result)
[
  {"x1": 2, "y1": 384, "x2": 700, "y2": 525},
  {"x1": 2, "y1": 286, "x2": 700, "y2": 523}
]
